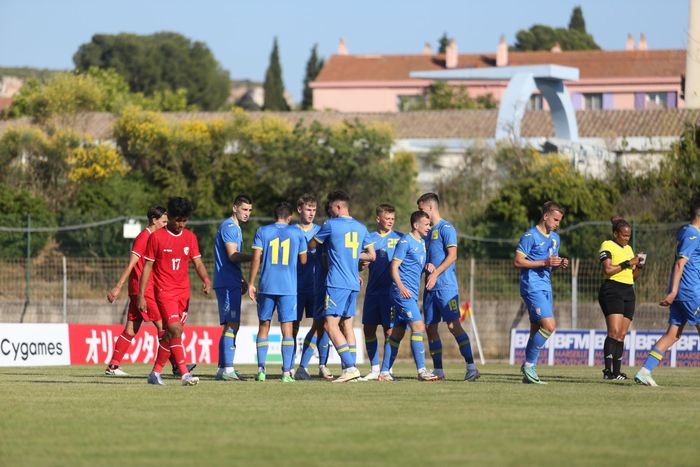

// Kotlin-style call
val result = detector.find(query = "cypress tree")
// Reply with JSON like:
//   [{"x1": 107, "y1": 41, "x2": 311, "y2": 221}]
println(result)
[
  {"x1": 263, "y1": 37, "x2": 289, "y2": 111},
  {"x1": 568, "y1": 6, "x2": 586, "y2": 33},
  {"x1": 301, "y1": 44, "x2": 324, "y2": 110}
]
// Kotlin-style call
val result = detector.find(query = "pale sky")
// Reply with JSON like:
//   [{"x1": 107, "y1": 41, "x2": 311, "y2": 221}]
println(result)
[{"x1": 0, "y1": 0, "x2": 689, "y2": 101}]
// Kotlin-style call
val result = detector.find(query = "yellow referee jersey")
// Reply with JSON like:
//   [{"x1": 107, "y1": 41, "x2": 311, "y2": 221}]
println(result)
[{"x1": 598, "y1": 240, "x2": 635, "y2": 284}]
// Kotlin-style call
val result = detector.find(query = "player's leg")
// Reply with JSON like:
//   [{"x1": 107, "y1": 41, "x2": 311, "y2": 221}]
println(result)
[
  {"x1": 280, "y1": 296, "x2": 297, "y2": 382},
  {"x1": 408, "y1": 319, "x2": 438, "y2": 381},
  {"x1": 612, "y1": 312, "x2": 633, "y2": 379},
  {"x1": 379, "y1": 322, "x2": 406, "y2": 381},
  {"x1": 106, "y1": 310, "x2": 141, "y2": 375},
  {"x1": 362, "y1": 293, "x2": 381, "y2": 377},
  {"x1": 522, "y1": 291, "x2": 555, "y2": 384},
  {"x1": 441, "y1": 292, "x2": 478, "y2": 381},
  {"x1": 324, "y1": 288, "x2": 358, "y2": 382},
  {"x1": 423, "y1": 291, "x2": 444, "y2": 378},
  {"x1": 603, "y1": 313, "x2": 624, "y2": 379},
  {"x1": 215, "y1": 287, "x2": 241, "y2": 380},
  {"x1": 164, "y1": 297, "x2": 198, "y2": 386},
  {"x1": 255, "y1": 294, "x2": 274, "y2": 381},
  {"x1": 341, "y1": 317, "x2": 357, "y2": 367}
]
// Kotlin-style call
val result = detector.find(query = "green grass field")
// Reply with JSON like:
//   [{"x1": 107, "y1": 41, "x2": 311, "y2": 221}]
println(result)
[{"x1": 1, "y1": 363, "x2": 699, "y2": 466}]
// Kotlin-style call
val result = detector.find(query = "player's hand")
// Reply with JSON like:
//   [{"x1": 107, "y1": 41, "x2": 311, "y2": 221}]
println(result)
[
  {"x1": 248, "y1": 284, "x2": 257, "y2": 303},
  {"x1": 660, "y1": 292, "x2": 676, "y2": 307},
  {"x1": 399, "y1": 286, "x2": 412, "y2": 299},
  {"x1": 107, "y1": 286, "x2": 121, "y2": 303},
  {"x1": 202, "y1": 280, "x2": 211, "y2": 295},
  {"x1": 545, "y1": 256, "x2": 562, "y2": 267},
  {"x1": 426, "y1": 272, "x2": 438, "y2": 290},
  {"x1": 137, "y1": 295, "x2": 147, "y2": 313},
  {"x1": 241, "y1": 279, "x2": 248, "y2": 294},
  {"x1": 359, "y1": 260, "x2": 369, "y2": 271},
  {"x1": 425, "y1": 263, "x2": 436, "y2": 273},
  {"x1": 560, "y1": 257, "x2": 569, "y2": 269}
]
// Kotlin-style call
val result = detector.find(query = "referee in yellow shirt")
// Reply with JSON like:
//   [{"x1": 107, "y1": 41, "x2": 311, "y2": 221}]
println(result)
[{"x1": 598, "y1": 217, "x2": 645, "y2": 380}]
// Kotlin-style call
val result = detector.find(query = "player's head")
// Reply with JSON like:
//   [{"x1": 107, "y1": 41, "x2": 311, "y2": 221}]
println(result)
[
  {"x1": 166, "y1": 197, "x2": 194, "y2": 233},
  {"x1": 324, "y1": 200, "x2": 335, "y2": 219},
  {"x1": 297, "y1": 194, "x2": 317, "y2": 224},
  {"x1": 610, "y1": 216, "x2": 632, "y2": 246},
  {"x1": 232, "y1": 194, "x2": 253, "y2": 223},
  {"x1": 274, "y1": 201, "x2": 294, "y2": 224},
  {"x1": 375, "y1": 203, "x2": 395, "y2": 231},
  {"x1": 541, "y1": 201, "x2": 565, "y2": 232},
  {"x1": 147, "y1": 205, "x2": 168, "y2": 230},
  {"x1": 410, "y1": 210, "x2": 431, "y2": 237},
  {"x1": 327, "y1": 190, "x2": 350, "y2": 217},
  {"x1": 417, "y1": 192, "x2": 440, "y2": 219}
]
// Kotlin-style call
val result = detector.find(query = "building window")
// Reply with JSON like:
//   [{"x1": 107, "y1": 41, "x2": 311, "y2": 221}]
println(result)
[
  {"x1": 646, "y1": 92, "x2": 667, "y2": 109},
  {"x1": 398, "y1": 95, "x2": 425, "y2": 112},
  {"x1": 583, "y1": 93, "x2": 603, "y2": 110},
  {"x1": 527, "y1": 94, "x2": 543, "y2": 111}
]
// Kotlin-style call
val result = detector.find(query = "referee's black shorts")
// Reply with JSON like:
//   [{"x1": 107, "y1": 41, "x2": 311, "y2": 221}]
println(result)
[{"x1": 598, "y1": 279, "x2": 635, "y2": 320}]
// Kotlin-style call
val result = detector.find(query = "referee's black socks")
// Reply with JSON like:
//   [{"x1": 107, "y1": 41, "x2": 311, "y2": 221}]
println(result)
[
  {"x1": 612, "y1": 340, "x2": 625, "y2": 376},
  {"x1": 603, "y1": 336, "x2": 615, "y2": 373}
]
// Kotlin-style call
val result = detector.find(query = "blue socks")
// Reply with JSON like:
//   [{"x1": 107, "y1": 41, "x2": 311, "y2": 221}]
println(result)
[
  {"x1": 525, "y1": 328, "x2": 552, "y2": 365},
  {"x1": 365, "y1": 335, "x2": 379, "y2": 367},
  {"x1": 220, "y1": 330, "x2": 236, "y2": 368},
  {"x1": 381, "y1": 336, "x2": 401, "y2": 372},
  {"x1": 349, "y1": 344, "x2": 357, "y2": 366},
  {"x1": 643, "y1": 346, "x2": 664, "y2": 372},
  {"x1": 429, "y1": 339, "x2": 443, "y2": 370},
  {"x1": 410, "y1": 332, "x2": 426, "y2": 370},
  {"x1": 299, "y1": 333, "x2": 318, "y2": 369},
  {"x1": 318, "y1": 331, "x2": 330, "y2": 366},
  {"x1": 456, "y1": 333, "x2": 474, "y2": 364},
  {"x1": 256, "y1": 337, "x2": 269, "y2": 370},
  {"x1": 281, "y1": 337, "x2": 295, "y2": 372},
  {"x1": 336, "y1": 343, "x2": 354, "y2": 368}
]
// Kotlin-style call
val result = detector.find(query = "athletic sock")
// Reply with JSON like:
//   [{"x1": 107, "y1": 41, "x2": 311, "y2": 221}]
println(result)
[
  {"x1": 525, "y1": 328, "x2": 552, "y2": 365},
  {"x1": 318, "y1": 331, "x2": 330, "y2": 366},
  {"x1": 456, "y1": 333, "x2": 475, "y2": 364},
  {"x1": 217, "y1": 332, "x2": 224, "y2": 369},
  {"x1": 613, "y1": 339, "x2": 625, "y2": 375},
  {"x1": 291, "y1": 322, "x2": 300, "y2": 365},
  {"x1": 429, "y1": 339, "x2": 443, "y2": 370},
  {"x1": 109, "y1": 331, "x2": 133, "y2": 367},
  {"x1": 349, "y1": 344, "x2": 357, "y2": 366},
  {"x1": 221, "y1": 330, "x2": 236, "y2": 369},
  {"x1": 299, "y1": 333, "x2": 318, "y2": 369},
  {"x1": 410, "y1": 332, "x2": 426, "y2": 370},
  {"x1": 256, "y1": 337, "x2": 269, "y2": 371},
  {"x1": 642, "y1": 346, "x2": 663, "y2": 372},
  {"x1": 365, "y1": 335, "x2": 379, "y2": 367},
  {"x1": 168, "y1": 337, "x2": 189, "y2": 376},
  {"x1": 281, "y1": 337, "x2": 295, "y2": 372},
  {"x1": 152, "y1": 337, "x2": 171, "y2": 373},
  {"x1": 381, "y1": 336, "x2": 401, "y2": 372},
  {"x1": 336, "y1": 343, "x2": 354, "y2": 369},
  {"x1": 603, "y1": 336, "x2": 615, "y2": 373}
]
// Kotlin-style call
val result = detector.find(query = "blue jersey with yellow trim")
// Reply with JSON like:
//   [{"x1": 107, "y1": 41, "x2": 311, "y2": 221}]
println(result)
[
  {"x1": 213, "y1": 217, "x2": 243, "y2": 289},
  {"x1": 365, "y1": 229, "x2": 403, "y2": 296},
  {"x1": 252, "y1": 223, "x2": 307, "y2": 295},
  {"x1": 425, "y1": 219, "x2": 458, "y2": 291},
  {"x1": 314, "y1": 217, "x2": 372, "y2": 292},
  {"x1": 516, "y1": 226, "x2": 561, "y2": 294},
  {"x1": 391, "y1": 233, "x2": 426, "y2": 298},
  {"x1": 669, "y1": 224, "x2": 700, "y2": 302},
  {"x1": 296, "y1": 223, "x2": 320, "y2": 293}
]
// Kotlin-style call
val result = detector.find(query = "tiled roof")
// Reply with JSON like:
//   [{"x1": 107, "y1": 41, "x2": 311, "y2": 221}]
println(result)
[
  {"x1": 314, "y1": 49, "x2": 685, "y2": 83},
  {"x1": 1, "y1": 109, "x2": 698, "y2": 141}
]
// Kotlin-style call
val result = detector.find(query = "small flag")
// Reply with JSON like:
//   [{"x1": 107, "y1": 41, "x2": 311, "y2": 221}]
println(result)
[{"x1": 459, "y1": 301, "x2": 471, "y2": 322}]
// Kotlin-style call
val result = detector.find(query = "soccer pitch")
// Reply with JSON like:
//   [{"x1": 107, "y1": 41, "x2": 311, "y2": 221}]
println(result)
[{"x1": 1, "y1": 363, "x2": 698, "y2": 466}]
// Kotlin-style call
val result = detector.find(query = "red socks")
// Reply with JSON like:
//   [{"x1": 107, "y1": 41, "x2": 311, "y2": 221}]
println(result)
[
  {"x1": 168, "y1": 337, "x2": 189, "y2": 376},
  {"x1": 109, "y1": 331, "x2": 133, "y2": 367}
]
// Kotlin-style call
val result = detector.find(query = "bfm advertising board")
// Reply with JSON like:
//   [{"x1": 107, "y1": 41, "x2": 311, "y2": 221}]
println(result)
[
  {"x1": 510, "y1": 329, "x2": 700, "y2": 367},
  {"x1": 0, "y1": 324, "x2": 363, "y2": 367}
]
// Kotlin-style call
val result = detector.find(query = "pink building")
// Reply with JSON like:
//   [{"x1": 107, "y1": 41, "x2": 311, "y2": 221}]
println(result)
[{"x1": 311, "y1": 36, "x2": 685, "y2": 113}]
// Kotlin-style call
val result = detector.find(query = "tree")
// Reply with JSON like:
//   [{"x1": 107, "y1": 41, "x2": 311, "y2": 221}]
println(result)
[
  {"x1": 437, "y1": 33, "x2": 451, "y2": 54},
  {"x1": 513, "y1": 7, "x2": 600, "y2": 51},
  {"x1": 0, "y1": 183, "x2": 55, "y2": 258},
  {"x1": 73, "y1": 32, "x2": 230, "y2": 110},
  {"x1": 568, "y1": 6, "x2": 586, "y2": 33},
  {"x1": 400, "y1": 81, "x2": 496, "y2": 111},
  {"x1": 263, "y1": 38, "x2": 290, "y2": 111},
  {"x1": 301, "y1": 44, "x2": 324, "y2": 110}
]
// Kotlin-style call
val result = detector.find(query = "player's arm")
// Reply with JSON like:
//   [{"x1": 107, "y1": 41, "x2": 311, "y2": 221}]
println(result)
[
  {"x1": 226, "y1": 242, "x2": 251, "y2": 263},
  {"x1": 660, "y1": 256, "x2": 688, "y2": 306},
  {"x1": 426, "y1": 245, "x2": 457, "y2": 290},
  {"x1": 390, "y1": 259, "x2": 411, "y2": 298},
  {"x1": 514, "y1": 251, "x2": 561, "y2": 269},
  {"x1": 360, "y1": 243, "x2": 376, "y2": 262},
  {"x1": 107, "y1": 252, "x2": 140, "y2": 302},
  {"x1": 192, "y1": 256, "x2": 211, "y2": 295},
  {"x1": 247, "y1": 248, "x2": 262, "y2": 302},
  {"x1": 137, "y1": 260, "x2": 154, "y2": 312},
  {"x1": 299, "y1": 251, "x2": 308, "y2": 266},
  {"x1": 600, "y1": 251, "x2": 640, "y2": 277}
]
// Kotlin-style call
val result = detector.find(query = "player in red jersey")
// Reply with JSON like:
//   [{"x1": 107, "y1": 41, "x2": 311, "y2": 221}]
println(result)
[
  {"x1": 105, "y1": 206, "x2": 168, "y2": 376},
  {"x1": 139, "y1": 197, "x2": 212, "y2": 386}
]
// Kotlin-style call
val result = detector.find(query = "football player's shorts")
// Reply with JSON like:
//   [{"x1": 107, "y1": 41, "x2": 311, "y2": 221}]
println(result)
[
  {"x1": 156, "y1": 291, "x2": 190, "y2": 325},
  {"x1": 521, "y1": 289, "x2": 554, "y2": 323},
  {"x1": 391, "y1": 295, "x2": 422, "y2": 324},
  {"x1": 127, "y1": 293, "x2": 161, "y2": 323},
  {"x1": 324, "y1": 287, "x2": 358, "y2": 318},
  {"x1": 423, "y1": 289, "x2": 460, "y2": 324},
  {"x1": 215, "y1": 287, "x2": 242, "y2": 325},
  {"x1": 669, "y1": 299, "x2": 700, "y2": 326},
  {"x1": 312, "y1": 292, "x2": 326, "y2": 320},
  {"x1": 297, "y1": 290, "x2": 315, "y2": 321},
  {"x1": 258, "y1": 294, "x2": 297, "y2": 323},
  {"x1": 362, "y1": 293, "x2": 394, "y2": 328}
]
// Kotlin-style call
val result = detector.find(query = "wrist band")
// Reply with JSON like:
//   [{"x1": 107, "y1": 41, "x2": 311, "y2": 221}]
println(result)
[{"x1": 619, "y1": 260, "x2": 631, "y2": 270}]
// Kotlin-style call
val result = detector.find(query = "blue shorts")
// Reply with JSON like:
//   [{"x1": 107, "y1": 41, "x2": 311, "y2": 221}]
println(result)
[
  {"x1": 258, "y1": 294, "x2": 297, "y2": 323},
  {"x1": 297, "y1": 290, "x2": 315, "y2": 321},
  {"x1": 325, "y1": 287, "x2": 358, "y2": 318},
  {"x1": 423, "y1": 289, "x2": 460, "y2": 325},
  {"x1": 312, "y1": 293, "x2": 326, "y2": 320},
  {"x1": 522, "y1": 290, "x2": 554, "y2": 323},
  {"x1": 669, "y1": 300, "x2": 700, "y2": 326},
  {"x1": 392, "y1": 295, "x2": 422, "y2": 324},
  {"x1": 362, "y1": 293, "x2": 395, "y2": 328},
  {"x1": 215, "y1": 287, "x2": 241, "y2": 325}
]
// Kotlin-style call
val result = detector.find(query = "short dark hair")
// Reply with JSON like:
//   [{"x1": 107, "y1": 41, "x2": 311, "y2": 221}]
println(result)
[
  {"x1": 417, "y1": 192, "x2": 440, "y2": 206},
  {"x1": 542, "y1": 201, "x2": 565, "y2": 216},
  {"x1": 410, "y1": 210, "x2": 430, "y2": 226},
  {"x1": 297, "y1": 194, "x2": 317, "y2": 208},
  {"x1": 146, "y1": 205, "x2": 167, "y2": 222},
  {"x1": 327, "y1": 190, "x2": 350, "y2": 205},
  {"x1": 274, "y1": 202, "x2": 293, "y2": 220},
  {"x1": 610, "y1": 216, "x2": 631, "y2": 235},
  {"x1": 234, "y1": 194, "x2": 252, "y2": 207},
  {"x1": 167, "y1": 197, "x2": 194, "y2": 219},
  {"x1": 376, "y1": 203, "x2": 395, "y2": 216}
]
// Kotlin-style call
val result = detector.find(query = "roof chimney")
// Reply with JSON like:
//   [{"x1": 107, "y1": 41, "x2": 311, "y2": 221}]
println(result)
[
  {"x1": 638, "y1": 32, "x2": 648, "y2": 50},
  {"x1": 551, "y1": 41, "x2": 562, "y2": 53},
  {"x1": 337, "y1": 38, "x2": 348, "y2": 55},
  {"x1": 446, "y1": 39, "x2": 458, "y2": 68},
  {"x1": 625, "y1": 33, "x2": 635, "y2": 50},
  {"x1": 496, "y1": 35, "x2": 508, "y2": 67},
  {"x1": 423, "y1": 42, "x2": 433, "y2": 55}
]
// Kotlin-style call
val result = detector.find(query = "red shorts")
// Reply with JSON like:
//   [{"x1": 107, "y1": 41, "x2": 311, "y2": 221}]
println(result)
[
  {"x1": 156, "y1": 291, "x2": 191, "y2": 325},
  {"x1": 127, "y1": 294, "x2": 161, "y2": 323}
]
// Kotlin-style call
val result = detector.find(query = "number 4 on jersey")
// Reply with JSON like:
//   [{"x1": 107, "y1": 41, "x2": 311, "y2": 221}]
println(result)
[{"x1": 345, "y1": 231, "x2": 359, "y2": 258}]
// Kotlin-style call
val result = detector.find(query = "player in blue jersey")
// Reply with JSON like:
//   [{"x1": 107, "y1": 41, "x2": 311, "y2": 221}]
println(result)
[
  {"x1": 360, "y1": 204, "x2": 403, "y2": 380},
  {"x1": 248, "y1": 202, "x2": 308, "y2": 383},
  {"x1": 313, "y1": 190, "x2": 376, "y2": 383},
  {"x1": 515, "y1": 201, "x2": 569, "y2": 384},
  {"x1": 294, "y1": 195, "x2": 334, "y2": 380},
  {"x1": 417, "y1": 193, "x2": 480, "y2": 381},
  {"x1": 635, "y1": 201, "x2": 700, "y2": 386},
  {"x1": 378, "y1": 210, "x2": 439, "y2": 382},
  {"x1": 213, "y1": 195, "x2": 253, "y2": 381}
]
